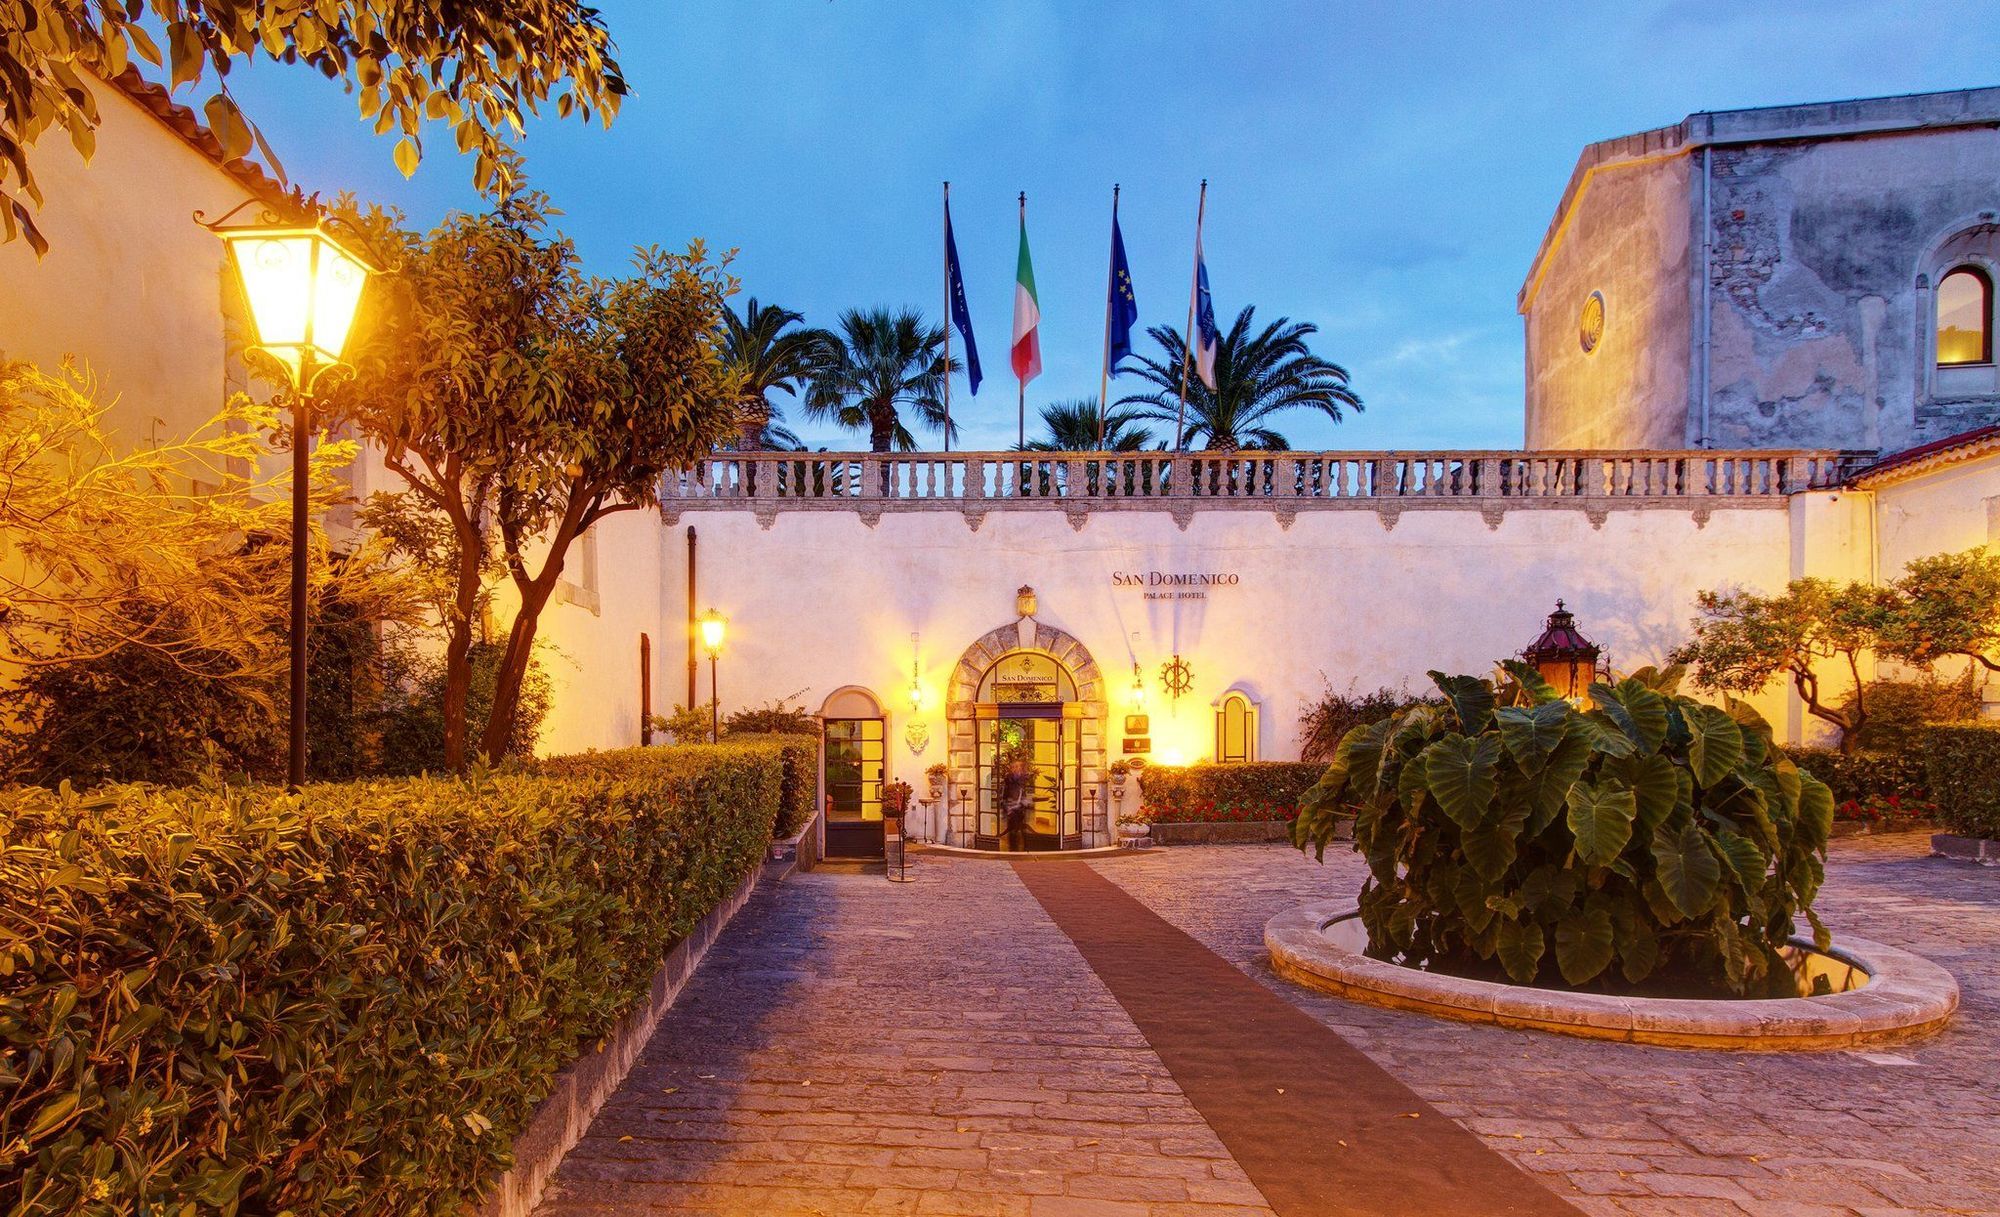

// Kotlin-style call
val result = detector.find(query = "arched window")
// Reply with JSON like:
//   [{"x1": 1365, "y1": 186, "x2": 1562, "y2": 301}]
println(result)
[
  {"x1": 1214, "y1": 692, "x2": 1258, "y2": 764},
  {"x1": 1937, "y1": 266, "x2": 1992, "y2": 366}
]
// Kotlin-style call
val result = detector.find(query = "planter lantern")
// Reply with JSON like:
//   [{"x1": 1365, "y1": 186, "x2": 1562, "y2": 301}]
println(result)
[{"x1": 1520, "y1": 600, "x2": 1608, "y2": 702}]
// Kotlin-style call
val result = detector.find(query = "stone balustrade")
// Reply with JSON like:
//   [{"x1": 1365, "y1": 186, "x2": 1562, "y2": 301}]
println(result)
[{"x1": 658, "y1": 448, "x2": 1866, "y2": 529}]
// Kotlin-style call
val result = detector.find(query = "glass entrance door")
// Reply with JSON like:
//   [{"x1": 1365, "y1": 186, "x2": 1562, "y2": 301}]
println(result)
[
  {"x1": 975, "y1": 708, "x2": 1081, "y2": 851},
  {"x1": 823, "y1": 717, "x2": 884, "y2": 858}
]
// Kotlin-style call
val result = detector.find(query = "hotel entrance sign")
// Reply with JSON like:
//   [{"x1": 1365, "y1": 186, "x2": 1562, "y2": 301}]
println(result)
[{"x1": 1111, "y1": 570, "x2": 1241, "y2": 600}]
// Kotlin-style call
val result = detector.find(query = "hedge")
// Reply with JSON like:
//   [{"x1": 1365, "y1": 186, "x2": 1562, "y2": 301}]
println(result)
[
  {"x1": 0, "y1": 744, "x2": 780, "y2": 1214},
  {"x1": 1923, "y1": 722, "x2": 2000, "y2": 839},
  {"x1": 540, "y1": 735, "x2": 817, "y2": 839},
  {"x1": 1782, "y1": 746, "x2": 1927, "y2": 805},
  {"x1": 1136, "y1": 761, "x2": 1326, "y2": 824}
]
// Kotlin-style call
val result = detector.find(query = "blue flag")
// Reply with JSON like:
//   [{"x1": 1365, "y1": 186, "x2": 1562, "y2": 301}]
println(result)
[
  {"x1": 1192, "y1": 244, "x2": 1219, "y2": 391},
  {"x1": 945, "y1": 199, "x2": 982, "y2": 396},
  {"x1": 1107, "y1": 205, "x2": 1138, "y2": 372}
]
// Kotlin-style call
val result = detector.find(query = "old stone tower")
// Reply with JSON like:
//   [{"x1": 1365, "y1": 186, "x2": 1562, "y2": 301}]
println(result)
[{"x1": 1521, "y1": 87, "x2": 2000, "y2": 457}]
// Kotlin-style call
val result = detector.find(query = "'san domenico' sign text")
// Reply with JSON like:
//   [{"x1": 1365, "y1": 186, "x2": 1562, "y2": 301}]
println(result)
[{"x1": 1111, "y1": 571, "x2": 1241, "y2": 600}]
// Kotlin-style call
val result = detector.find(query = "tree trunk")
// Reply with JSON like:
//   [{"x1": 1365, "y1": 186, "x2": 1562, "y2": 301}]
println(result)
[
  {"x1": 869, "y1": 402, "x2": 894, "y2": 453},
  {"x1": 440, "y1": 518, "x2": 486, "y2": 771},
  {"x1": 479, "y1": 573, "x2": 559, "y2": 765}
]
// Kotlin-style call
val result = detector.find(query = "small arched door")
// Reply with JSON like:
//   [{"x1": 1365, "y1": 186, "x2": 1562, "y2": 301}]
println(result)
[{"x1": 821, "y1": 687, "x2": 886, "y2": 859}]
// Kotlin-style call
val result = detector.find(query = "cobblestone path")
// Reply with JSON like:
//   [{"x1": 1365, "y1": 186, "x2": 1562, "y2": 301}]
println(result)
[
  {"x1": 536, "y1": 834, "x2": 1998, "y2": 1216},
  {"x1": 1101, "y1": 833, "x2": 2000, "y2": 1217}
]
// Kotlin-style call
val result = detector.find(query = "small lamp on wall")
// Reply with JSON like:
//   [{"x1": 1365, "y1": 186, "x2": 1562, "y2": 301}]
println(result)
[
  {"x1": 1520, "y1": 600, "x2": 1608, "y2": 702},
  {"x1": 905, "y1": 632, "x2": 924, "y2": 713}
]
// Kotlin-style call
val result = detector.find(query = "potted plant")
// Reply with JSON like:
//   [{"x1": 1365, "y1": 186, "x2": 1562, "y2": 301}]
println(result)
[
  {"x1": 1109, "y1": 760, "x2": 1131, "y2": 791},
  {"x1": 882, "y1": 779, "x2": 914, "y2": 819},
  {"x1": 925, "y1": 763, "x2": 947, "y2": 800}
]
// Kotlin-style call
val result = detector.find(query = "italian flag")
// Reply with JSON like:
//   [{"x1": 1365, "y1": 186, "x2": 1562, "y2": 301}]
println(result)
[{"x1": 1011, "y1": 212, "x2": 1042, "y2": 384}]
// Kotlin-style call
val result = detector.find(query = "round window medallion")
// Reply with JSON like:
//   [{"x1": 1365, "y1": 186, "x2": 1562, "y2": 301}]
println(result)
[{"x1": 1579, "y1": 291, "x2": 1606, "y2": 354}]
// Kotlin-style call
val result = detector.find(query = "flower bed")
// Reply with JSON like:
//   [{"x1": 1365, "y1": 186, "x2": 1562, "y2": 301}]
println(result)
[
  {"x1": 1135, "y1": 761, "x2": 1324, "y2": 824},
  {"x1": 0, "y1": 743, "x2": 784, "y2": 1213}
]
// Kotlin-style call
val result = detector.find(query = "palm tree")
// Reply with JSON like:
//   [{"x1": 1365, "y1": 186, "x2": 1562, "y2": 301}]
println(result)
[
  {"x1": 1118, "y1": 306, "x2": 1361, "y2": 450},
  {"x1": 1022, "y1": 398, "x2": 1158, "y2": 452},
  {"x1": 803, "y1": 307, "x2": 957, "y2": 452},
  {"x1": 718, "y1": 298, "x2": 833, "y2": 450}
]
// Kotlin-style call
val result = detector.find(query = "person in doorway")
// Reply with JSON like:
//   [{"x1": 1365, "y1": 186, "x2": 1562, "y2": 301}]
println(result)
[{"x1": 1000, "y1": 752, "x2": 1033, "y2": 851}]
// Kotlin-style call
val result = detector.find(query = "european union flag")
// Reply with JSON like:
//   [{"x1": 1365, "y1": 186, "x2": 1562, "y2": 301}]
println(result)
[
  {"x1": 945, "y1": 199, "x2": 982, "y2": 396},
  {"x1": 1107, "y1": 205, "x2": 1139, "y2": 373}
]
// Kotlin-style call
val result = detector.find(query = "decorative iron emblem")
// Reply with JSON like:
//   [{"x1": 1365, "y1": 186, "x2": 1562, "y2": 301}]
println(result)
[
  {"x1": 905, "y1": 720, "x2": 930, "y2": 756},
  {"x1": 1159, "y1": 653, "x2": 1194, "y2": 700}
]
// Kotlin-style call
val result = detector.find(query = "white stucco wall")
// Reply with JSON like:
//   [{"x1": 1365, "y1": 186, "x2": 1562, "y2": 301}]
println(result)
[
  {"x1": 0, "y1": 81, "x2": 258, "y2": 448},
  {"x1": 624, "y1": 502, "x2": 1836, "y2": 777}
]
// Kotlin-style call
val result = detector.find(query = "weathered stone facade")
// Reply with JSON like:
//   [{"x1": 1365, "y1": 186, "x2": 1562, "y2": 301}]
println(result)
[{"x1": 1522, "y1": 87, "x2": 2000, "y2": 456}]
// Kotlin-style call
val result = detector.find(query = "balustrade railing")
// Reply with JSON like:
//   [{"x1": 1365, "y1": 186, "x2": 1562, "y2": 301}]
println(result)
[{"x1": 660, "y1": 449, "x2": 1864, "y2": 509}]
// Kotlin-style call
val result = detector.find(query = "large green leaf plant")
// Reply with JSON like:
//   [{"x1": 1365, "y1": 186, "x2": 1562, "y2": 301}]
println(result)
[{"x1": 1292, "y1": 663, "x2": 1835, "y2": 995}]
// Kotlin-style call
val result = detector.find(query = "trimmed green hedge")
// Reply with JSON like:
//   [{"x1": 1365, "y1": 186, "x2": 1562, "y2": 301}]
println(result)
[
  {"x1": 541, "y1": 736, "x2": 817, "y2": 839},
  {"x1": 1782, "y1": 746, "x2": 1927, "y2": 805},
  {"x1": 1136, "y1": 761, "x2": 1325, "y2": 824},
  {"x1": 1923, "y1": 722, "x2": 2000, "y2": 839},
  {"x1": 0, "y1": 745, "x2": 779, "y2": 1213}
]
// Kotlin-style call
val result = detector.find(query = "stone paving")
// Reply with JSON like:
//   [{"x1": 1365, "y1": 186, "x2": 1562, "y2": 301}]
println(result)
[
  {"x1": 1103, "y1": 834, "x2": 2000, "y2": 1217},
  {"x1": 535, "y1": 834, "x2": 1999, "y2": 1216}
]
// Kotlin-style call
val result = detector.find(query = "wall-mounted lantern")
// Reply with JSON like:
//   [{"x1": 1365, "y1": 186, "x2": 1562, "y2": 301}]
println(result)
[{"x1": 1520, "y1": 600, "x2": 1609, "y2": 702}]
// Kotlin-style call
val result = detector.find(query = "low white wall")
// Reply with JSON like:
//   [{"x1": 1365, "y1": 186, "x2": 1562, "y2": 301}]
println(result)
[{"x1": 627, "y1": 501, "x2": 1828, "y2": 774}]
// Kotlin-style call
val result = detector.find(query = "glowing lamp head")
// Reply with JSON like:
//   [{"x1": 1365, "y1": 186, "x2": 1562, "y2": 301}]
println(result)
[
  {"x1": 1520, "y1": 599, "x2": 1606, "y2": 704},
  {"x1": 907, "y1": 682, "x2": 924, "y2": 712},
  {"x1": 698, "y1": 608, "x2": 727, "y2": 658},
  {"x1": 217, "y1": 221, "x2": 372, "y2": 389}
]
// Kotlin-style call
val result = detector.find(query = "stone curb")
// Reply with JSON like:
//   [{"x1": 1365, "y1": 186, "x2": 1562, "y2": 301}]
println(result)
[
  {"x1": 474, "y1": 859, "x2": 772, "y2": 1217},
  {"x1": 1932, "y1": 832, "x2": 2000, "y2": 865},
  {"x1": 1265, "y1": 900, "x2": 1960, "y2": 1051}
]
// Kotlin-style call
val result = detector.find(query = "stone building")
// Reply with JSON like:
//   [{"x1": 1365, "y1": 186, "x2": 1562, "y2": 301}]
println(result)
[{"x1": 1522, "y1": 87, "x2": 2000, "y2": 456}]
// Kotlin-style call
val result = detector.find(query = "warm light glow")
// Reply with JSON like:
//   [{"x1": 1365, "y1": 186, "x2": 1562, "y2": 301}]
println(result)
[
  {"x1": 1157, "y1": 746, "x2": 1188, "y2": 767},
  {"x1": 218, "y1": 223, "x2": 372, "y2": 388},
  {"x1": 1130, "y1": 662, "x2": 1147, "y2": 708},
  {"x1": 907, "y1": 682, "x2": 924, "y2": 712},
  {"x1": 698, "y1": 608, "x2": 727, "y2": 657}
]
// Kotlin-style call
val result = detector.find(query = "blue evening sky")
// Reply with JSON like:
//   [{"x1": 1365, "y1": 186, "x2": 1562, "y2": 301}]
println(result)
[{"x1": 222, "y1": 1, "x2": 2000, "y2": 452}]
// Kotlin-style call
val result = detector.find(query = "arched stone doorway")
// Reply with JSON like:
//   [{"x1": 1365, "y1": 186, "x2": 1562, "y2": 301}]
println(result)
[
  {"x1": 944, "y1": 615, "x2": 1108, "y2": 850},
  {"x1": 820, "y1": 685, "x2": 887, "y2": 859}
]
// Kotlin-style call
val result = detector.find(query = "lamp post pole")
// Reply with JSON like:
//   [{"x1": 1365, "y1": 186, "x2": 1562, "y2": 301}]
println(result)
[
  {"x1": 288, "y1": 381, "x2": 313, "y2": 789},
  {"x1": 709, "y1": 651, "x2": 720, "y2": 743}
]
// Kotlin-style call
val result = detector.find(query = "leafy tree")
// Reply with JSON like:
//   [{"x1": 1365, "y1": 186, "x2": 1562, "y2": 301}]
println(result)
[
  {"x1": 1670, "y1": 578, "x2": 1894, "y2": 753},
  {"x1": 719, "y1": 298, "x2": 832, "y2": 450},
  {"x1": 333, "y1": 191, "x2": 740, "y2": 766},
  {"x1": 1, "y1": 0, "x2": 624, "y2": 252},
  {"x1": 1022, "y1": 397, "x2": 1157, "y2": 452},
  {"x1": 803, "y1": 307, "x2": 957, "y2": 452},
  {"x1": 0, "y1": 359, "x2": 400, "y2": 690},
  {"x1": 1118, "y1": 306, "x2": 1360, "y2": 450},
  {"x1": 1874, "y1": 548, "x2": 2000, "y2": 675}
]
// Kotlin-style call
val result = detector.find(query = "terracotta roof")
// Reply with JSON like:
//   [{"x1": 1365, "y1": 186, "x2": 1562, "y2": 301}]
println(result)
[
  {"x1": 102, "y1": 68, "x2": 302, "y2": 216},
  {"x1": 1845, "y1": 425, "x2": 2000, "y2": 488}
]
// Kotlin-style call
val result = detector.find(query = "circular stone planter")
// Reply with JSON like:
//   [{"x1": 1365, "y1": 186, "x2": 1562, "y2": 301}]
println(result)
[{"x1": 1265, "y1": 901, "x2": 1959, "y2": 1051}]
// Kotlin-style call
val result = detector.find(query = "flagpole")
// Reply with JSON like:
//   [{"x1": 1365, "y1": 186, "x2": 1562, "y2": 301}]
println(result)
[
  {"x1": 1175, "y1": 179, "x2": 1207, "y2": 452},
  {"x1": 1098, "y1": 184, "x2": 1118, "y2": 451},
  {"x1": 942, "y1": 180, "x2": 952, "y2": 454},
  {"x1": 1018, "y1": 191, "x2": 1027, "y2": 450}
]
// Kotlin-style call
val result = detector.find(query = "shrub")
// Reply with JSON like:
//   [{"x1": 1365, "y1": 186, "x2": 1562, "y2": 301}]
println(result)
[
  {"x1": 1841, "y1": 675, "x2": 1979, "y2": 753},
  {"x1": 1137, "y1": 761, "x2": 1325, "y2": 824},
  {"x1": 0, "y1": 747, "x2": 778, "y2": 1213},
  {"x1": 722, "y1": 697, "x2": 817, "y2": 738},
  {"x1": 647, "y1": 703, "x2": 715, "y2": 745},
  {"x1": 1293, "y1": 665, "x2": 1835, "y2": 996},
  {"x1": 1299, "y1": 683, "x2": 1441, "y2": 763},
  {"x1": 1923, "y1": 722, "x2": 2000, "y2": 839},
  {"x1": 1781, "y1": 746, "x2": 1927, "y2": 805},
  {"x1": 377, "y1": 641, "x2": 552, "y2": 774},
  {"x1": 540, "y1": 736, "x2": 817, "y2": 840}
]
